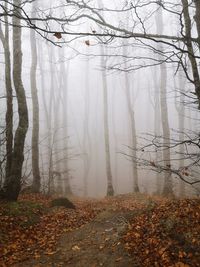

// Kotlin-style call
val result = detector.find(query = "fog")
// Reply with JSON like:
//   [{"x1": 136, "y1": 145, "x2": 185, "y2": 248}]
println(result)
[{"x1": 0, "y1": 0, "x2": 200, "y2": 198}]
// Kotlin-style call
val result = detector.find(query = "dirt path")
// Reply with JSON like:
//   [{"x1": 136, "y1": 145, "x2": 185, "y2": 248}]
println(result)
[{"x1": 17, "y1": 209, "x2": 140, "y2": 267}]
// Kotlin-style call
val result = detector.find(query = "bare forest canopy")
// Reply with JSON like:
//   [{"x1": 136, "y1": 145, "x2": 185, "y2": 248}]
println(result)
[{"x1": 0, "y1": 0, "x2": 200, "y2": 200}]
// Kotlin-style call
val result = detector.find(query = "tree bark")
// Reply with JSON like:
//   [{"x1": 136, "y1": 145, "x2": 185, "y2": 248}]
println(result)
[
  {"x1": 176, "y1": 75, "x2": 186, "y2": 197},
  {"x1": 181, "y1": 0, "x2": 200, "y2": 108},
  {"x1": 194, "y1": 0, "x2": 200, "y2": 50},
  {"x1": 30, "y1": 1, "x2": 41, "y2": 193},
  {"x1": 98, "y1": 0, "x2": 114, "y2": 196},
  {"x1": 156, "y1": 6, "x2": 173, "y2": 196},
  {"x1": 101, "y1": 53, "x2": 114, "y2": 196},
  {"x1": 152, "y1": 68, "x2": 162, "y2": 194},
  {"x1": 123, "y1": 57, "x2": 139, "y2": 192},
  {"x1": 83, "y1": 57, "x2": 91, "y2": 196},
  {"x1": 2, "y1": 0, "x2": 28, "y2": 201},
  {"x1": 0, "y1": 4, "x2": 13, "y2": 182},
  {"x1": 59, "y1": 49, "x2": 72, "y2": 196}
]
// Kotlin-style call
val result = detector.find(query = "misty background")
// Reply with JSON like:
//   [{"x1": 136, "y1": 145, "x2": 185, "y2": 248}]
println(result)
[{"x1": 0, "y1": 0, "x2": 200, "y2": 198}]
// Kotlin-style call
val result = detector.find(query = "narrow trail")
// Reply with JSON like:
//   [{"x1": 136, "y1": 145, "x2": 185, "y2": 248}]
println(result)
[
  {"x1": 17, "y1": 209, "x2": 139, "y2": 267},
  {"x1": 3, "y1": 194, "x2": 199, "y2": 266}
]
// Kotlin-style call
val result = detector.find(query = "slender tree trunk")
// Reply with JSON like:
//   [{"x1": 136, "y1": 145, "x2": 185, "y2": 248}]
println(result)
[
  {"x1": 156, "y1": 6, "x2": 173, "y2": 196},
  {"x1": 97, "y1": 0, "x2": 114, "y2": 196},
  {"x1": 52, "y1": 49, "x2": 62, "y2": 194},
  {"x1": 152, "y1": 68, "x2": 162, "y2": 194},
  {"x1": 47, "y1": 46, "x2": 55, "y2": 194},
  {"x1": 123, "y1": 44, "x2": 139, "y2": 193},
  {"x1": 101, "y1": 53, "x2": 114, "y2": 196},
  {"x1": 0, "y1": 4, "x2": 13, "y2": 182},
  {"x1": 111, "y1": 82, "x2": 119, "y2": 193},
  {"x1": 174, "y1": 69, "x2": 186, "y2": 197},
  {"x1": 83, "y1": 57, "x2": 91, "y2": 196},
  {"x1": 59, "y1": 50, "x2": 72, "y2": 195},
  {"x1": 2, "y1": 0, "x2": 28, "y2": 200},
  {"x1": 30, "y1": 1, "x2": 41, "y2": 193},
  {"x1": 178, "y1": 75, "x2": 186, "y2": 197}
]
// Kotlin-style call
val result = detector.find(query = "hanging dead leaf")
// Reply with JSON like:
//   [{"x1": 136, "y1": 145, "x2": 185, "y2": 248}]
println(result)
[
  {"x1": 85, "y1": 40, "x2": 90, "y2": 46},
  {"x1": 53, "y1": 32, "x2": 62, "y2": 39},
  {"x1": 150, "y1": 161, "x2": 156, "y2": 167}
]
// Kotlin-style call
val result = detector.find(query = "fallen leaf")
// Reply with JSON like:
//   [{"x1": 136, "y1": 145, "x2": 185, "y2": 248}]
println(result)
[{"x1": 72, "y1": 245, "x2": 80, "y2": 251}]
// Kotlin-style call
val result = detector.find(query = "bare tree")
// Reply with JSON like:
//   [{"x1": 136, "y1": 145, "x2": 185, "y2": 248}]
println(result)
[
  {"x1": 30, "y1": 0, "x2": 41, "y2": 193},
  {"x1": 175, "y1": 73, "x2": 186, "y2": 197},
  {"x1": 1, "y1": 0, "x2": 28, "y2": 200},
  {"x1": 101, "y1": 52, "x2": 114, "y2": 196},
  {"x1": 123, "y1": 44, "x2": 139, "y2": 193},
  {"x1": 82, "y1": 56, "x2": 91, "y2": 196},
  {"x1": 0, "y1": 2, "x2": 13, "y2": 184},
  {"x1": 59, "y1": 49, "x2": 72, "y2": 196},
  {"x1": 156, "y1": 6, "x2": 173, "y2": 196}
]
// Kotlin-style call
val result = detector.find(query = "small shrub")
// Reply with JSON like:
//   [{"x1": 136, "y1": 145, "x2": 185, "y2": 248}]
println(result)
[{"x1": 51, "y1": 197, "x2": 76, "y2": 209}]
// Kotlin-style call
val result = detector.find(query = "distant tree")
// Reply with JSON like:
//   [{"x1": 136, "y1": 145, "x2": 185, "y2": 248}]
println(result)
[
  {"x1": 30, "y1": 0, "x2": 41, "y2": 193},
  {"x1": 82, "y1": 57, "x2": 91, "y2": 196},
  {"x1": 59, "y1": 49, "x2": 72, "y2": 195},
  {"x1": 123, "y1": 43, "x2": 139, "y2": 193},
  {"x1": 156, "y1": 6, "x2": 173, "y2": 196},
  {"x1": 98, "y1": 0, "x2": 114, "y2": 196},
  {"x1": 175, "y1": 73, "x2": 186, "y2": 197}
]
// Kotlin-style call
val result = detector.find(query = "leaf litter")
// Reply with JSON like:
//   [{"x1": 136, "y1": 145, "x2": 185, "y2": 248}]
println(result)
[{"x1": 0, "y1": 193, "x2": 199, "y2": 266}]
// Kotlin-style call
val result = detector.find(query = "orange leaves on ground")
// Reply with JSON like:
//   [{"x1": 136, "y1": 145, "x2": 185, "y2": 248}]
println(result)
[
  {"x1": 123, "y1": 198, "x2": 200, "y2": 266},
  {"x1": 0, "y1": 194, "x2": 103, "y2": 266}
]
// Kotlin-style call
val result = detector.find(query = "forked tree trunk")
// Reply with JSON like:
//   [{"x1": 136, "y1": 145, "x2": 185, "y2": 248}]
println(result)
[
  {"x1": 0, "y1": 3, "x2": 13, "y2": 183},
  {"x1": 2, "y1": 0, "x2": 28, "y2": 200},
  {"x1": 30, "y1": 1, "x2": 41, "y2": 193}
]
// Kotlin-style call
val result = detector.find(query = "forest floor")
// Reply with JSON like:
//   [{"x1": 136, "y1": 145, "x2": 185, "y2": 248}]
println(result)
[{"x1": 0, "y1": 193, "x2": 200, "y2": 267}]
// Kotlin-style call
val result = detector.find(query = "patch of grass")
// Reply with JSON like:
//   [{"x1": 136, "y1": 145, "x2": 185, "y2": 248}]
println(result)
[
  {"x1": 2, "y1": 201, "x2": 42, "y2": 215},
  {"x1": 0, "y1": 200, "x2": 45, "y2": 227}
]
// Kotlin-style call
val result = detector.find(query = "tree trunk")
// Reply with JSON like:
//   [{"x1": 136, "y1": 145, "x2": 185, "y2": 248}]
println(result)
[
  {"x1": 194, "y1": 0, "x2": 200, "y2": 50},
  {"x1": 178, "y1": 75, "x2": 186, "y2": 197},
  {"x1": 124, "y1": 64, "x2": 139, "y2": 192},
  {"x1": 2, "y1": 0, "x2": 28, "y2": 201},
  {"x1": 98, "y1": 0, "x2": 114, "y2": 196},
  {"x1": 83, "y1": 57, "x2": 91, "y2": 196},
  {"x1": 47, "y1": 46, "x2": 55, "y2": 194},
  {"x1": 30, "y1": 1, "x2": 41, "y2": 193},
  {"x1": 0, "y1": 4, "x2": 13, "y2": 183},
  {"x1": 152, "y1": 68, "x2": 162, "y2": 194},
  {"x1": 101, "y1": 54, "x2": 114, "y2": 196},
  {"x1": 181, "y1": 0, "x2": 200, "y2": 108},
  {"x1": 59, "y1": 49, "x2": 72, "y2": 195},
  {"x1": 156, "y1": 6, "x2": 173, "y2": 196}
]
